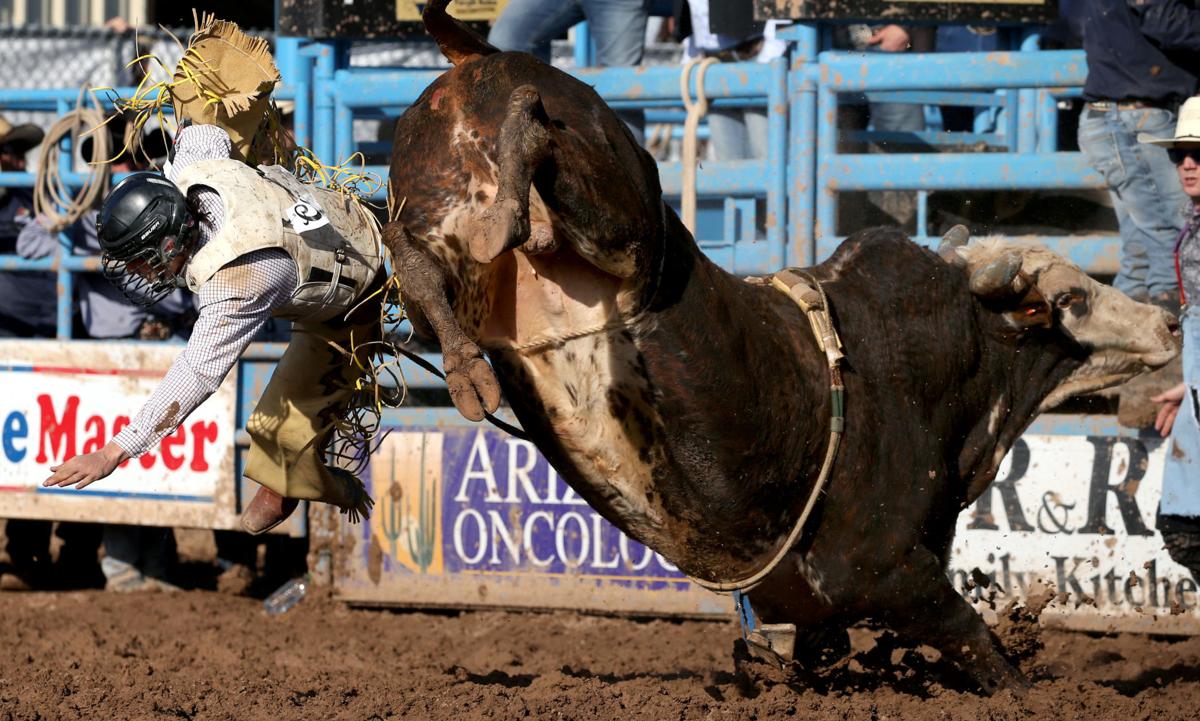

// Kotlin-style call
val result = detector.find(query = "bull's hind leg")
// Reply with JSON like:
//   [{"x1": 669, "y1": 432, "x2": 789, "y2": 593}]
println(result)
[
  {"x1": 471, "y1": 85, "x2": 555, "y2": 264},
  {"x1": 383, "y1": 222, "x2": 501, "y2": 422}
]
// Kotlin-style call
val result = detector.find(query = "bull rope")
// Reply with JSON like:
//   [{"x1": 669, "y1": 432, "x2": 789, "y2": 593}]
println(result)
[
  {"x1": 689, "y1": 270, "x2": 845, "y2": 594},
  {"x1": 679, "y1": 57, "x2": 717, "y2": 235}
]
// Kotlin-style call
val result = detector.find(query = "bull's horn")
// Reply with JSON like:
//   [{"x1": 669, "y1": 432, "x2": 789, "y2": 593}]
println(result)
[
  {"x1": 941, "y1": 224, "x2": 970, "y2": 249},
  {"x1": 969, "y1": 251, "x2": 1023, "y2": 298},
  {"x1": 938, "y1": 225, "x2": 970, "y2": 265}
]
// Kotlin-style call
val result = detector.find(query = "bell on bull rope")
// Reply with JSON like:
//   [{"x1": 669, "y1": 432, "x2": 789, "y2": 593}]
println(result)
[{"x1": 745, "y1": 623, "x2": 798, "y2": 665}]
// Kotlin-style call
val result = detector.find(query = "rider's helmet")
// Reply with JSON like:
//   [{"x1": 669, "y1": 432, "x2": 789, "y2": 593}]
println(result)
[{"x1": 96, "y1": 172, "x2": 199, "y2": 306}]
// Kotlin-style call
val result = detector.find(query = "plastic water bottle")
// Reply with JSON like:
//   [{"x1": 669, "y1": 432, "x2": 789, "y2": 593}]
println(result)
[{"x1": 263, "y1": 576, "x2": 309, "y2": 615}]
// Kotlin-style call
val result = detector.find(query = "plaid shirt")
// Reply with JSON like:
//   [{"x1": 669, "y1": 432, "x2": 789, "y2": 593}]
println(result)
[{"x1": 112, "y1": 126, "x2": 298, "y2": 456}]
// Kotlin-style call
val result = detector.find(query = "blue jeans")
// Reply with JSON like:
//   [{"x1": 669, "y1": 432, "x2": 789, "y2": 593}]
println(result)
[
  {"x1": 488, "y1": 0, "x2": 649, "y2": 67},
  {"x1": 708, "y1": 108, "x2": 768, "y2": 161},
  {"x1": 1161, "y1": 306, "x2": 1200, "y2": 517},
  {"x1": 488, "y1": 0, "x2": 649, "y2": 139},
  {"x1": 1078, "y1": 106, "x2": 1189, "y2": 299}
]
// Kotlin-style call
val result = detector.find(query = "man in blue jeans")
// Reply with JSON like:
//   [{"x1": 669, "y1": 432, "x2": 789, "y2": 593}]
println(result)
[
  {"x1": 1077, "y1": 0, "x2": 1200, "y2": 424},
  {"x1": 1078, "y1": 1, "x2": 1200, "y2": 306},
  {"x1": 488, "y1": 0, "x2": 663, "y2": 140}
]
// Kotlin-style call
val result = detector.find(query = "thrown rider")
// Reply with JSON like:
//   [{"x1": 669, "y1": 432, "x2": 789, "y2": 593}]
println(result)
[{"x1": 41, "y1": 121, "x2": 387, "y2": 534}]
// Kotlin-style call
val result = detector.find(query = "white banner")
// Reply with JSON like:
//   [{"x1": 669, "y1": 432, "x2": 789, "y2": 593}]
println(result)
[
  {"x1": 951, "y1": 433, "x2": 1200, "y2": 631},
  {"x1": 0, "y1": 341, "x2": 237, "y2": 524}
]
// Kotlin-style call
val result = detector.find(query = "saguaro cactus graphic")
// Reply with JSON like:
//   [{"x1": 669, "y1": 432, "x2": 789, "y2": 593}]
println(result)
[
  {"x1": 379, "y1": 456, "x2": 404, "y2": 560},
  {"x1": 404, "y1": 440, "x2": 436, "y2": 574}
]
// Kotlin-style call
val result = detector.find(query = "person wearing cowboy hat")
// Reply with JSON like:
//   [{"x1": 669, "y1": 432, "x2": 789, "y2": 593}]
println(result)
[
  {"x1": 1145, "y1": 95, "x2": 1200, "y2": 584},
  {"x1": 1077, "y1": 0, "x2": 1200, "y2": 429},
  {"x1": 0, "y1": 115, "x2": 53, "y2": 339}
]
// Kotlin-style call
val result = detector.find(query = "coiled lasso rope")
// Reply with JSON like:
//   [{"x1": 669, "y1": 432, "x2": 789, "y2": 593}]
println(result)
[
  {"x1": 33, "y1": 89, "x2": 118, "y2": 232},
  {"x1": 679, "y1": 56, "x2": 717, "y2": 235}
]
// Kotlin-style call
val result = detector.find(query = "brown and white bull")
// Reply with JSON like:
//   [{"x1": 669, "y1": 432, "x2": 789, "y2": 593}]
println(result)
[{"x1": 382, "y1": 0, "x2": 1180, "y2": 693}]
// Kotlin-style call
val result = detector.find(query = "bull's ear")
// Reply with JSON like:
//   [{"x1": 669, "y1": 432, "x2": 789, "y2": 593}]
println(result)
[{"x1": 938, "y1": 225, "x2": 970, "y2": 266}]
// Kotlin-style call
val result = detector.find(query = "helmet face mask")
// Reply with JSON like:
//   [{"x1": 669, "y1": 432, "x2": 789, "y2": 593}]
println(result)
[
  {"x1": 97, "y1": 173, "x2": 199, "y2": 307},
  {"x1": 101, "y1": 223, "x2": 196, "y2": 307}
]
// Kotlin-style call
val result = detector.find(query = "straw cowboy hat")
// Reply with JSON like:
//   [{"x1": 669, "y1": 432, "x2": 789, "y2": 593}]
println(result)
[
  {"x1": 1140, "y1": 96, "x2": 1200, "y2": 147},
  {"x1": 0, "y1": 115, "x2": 45, "y2": 152}
]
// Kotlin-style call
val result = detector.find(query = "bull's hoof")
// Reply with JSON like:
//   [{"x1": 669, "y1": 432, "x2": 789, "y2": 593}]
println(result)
[
  {"x1": 472, "y1": 198, "x2": 527, "y2": 264},
  {"x1": 521, "y1": 221, "x2": 559, "y2": 255},
  {"x1": 444, "y1": 341, "x2": 501, "y2": 422},
  {"x1": 732, "y1": 638, "x2": 796, "y2": 698},
  {"x1": 972, "y1": 659, "x2": 1032, "y2": 697}
]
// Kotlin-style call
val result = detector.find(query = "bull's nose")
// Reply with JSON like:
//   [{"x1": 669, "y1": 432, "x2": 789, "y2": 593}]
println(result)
[{"x1": 1168, "y1": 314, "x2": 1182, "y2": 339}]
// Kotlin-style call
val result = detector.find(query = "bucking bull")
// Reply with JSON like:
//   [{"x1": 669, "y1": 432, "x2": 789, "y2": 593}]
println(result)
[{"x1": 383, "y1": 0, "x2": 1180, "y2": 694}]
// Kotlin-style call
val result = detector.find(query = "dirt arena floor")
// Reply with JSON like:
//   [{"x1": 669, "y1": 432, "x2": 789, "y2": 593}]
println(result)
[{"x1": 0, "y1": 587, "x2": 1197, "y2": 721}]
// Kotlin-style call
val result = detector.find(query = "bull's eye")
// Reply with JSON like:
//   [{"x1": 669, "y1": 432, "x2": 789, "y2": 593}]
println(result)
[{"x1": 1054, "y1": 293, "x2": 1077, "y2": 309}]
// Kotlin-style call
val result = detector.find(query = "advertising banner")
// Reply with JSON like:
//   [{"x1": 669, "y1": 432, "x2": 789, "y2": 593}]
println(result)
[
  {"x1": 0, "y1": 341, "x2": 240, "y2": 528},
  {"x1": 338, "y1": 418, "x2": 1200, "y2": 633},
  {"x1": 339, "y1": 425, "x2": 729, "y2": 616}
]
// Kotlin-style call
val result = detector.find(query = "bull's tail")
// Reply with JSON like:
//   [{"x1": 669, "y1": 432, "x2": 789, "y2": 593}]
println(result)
[{"x1": 422, "y1": 0, "x2": 499, "y2": 66}]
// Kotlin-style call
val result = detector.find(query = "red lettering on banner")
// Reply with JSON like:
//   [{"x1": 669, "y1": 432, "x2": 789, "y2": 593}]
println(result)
[
  {"x1": 81, "y1": 416, "x2": 106, "y2": 455},
  {"x1": 190, "y1": 421, "x2": 218, "y2": 472},
  {"x1": 36, "y1": 394, "x2": 79, "y2": 463},
  {"x1": 112, "y1": 416, "x2": 131, "y2": 468},
  {"x1": 139, "y1": 450, "x2": 157, "y2": 469},
  {"x1": 160, "y1": 425, "x2": 187, "y2": 471}
]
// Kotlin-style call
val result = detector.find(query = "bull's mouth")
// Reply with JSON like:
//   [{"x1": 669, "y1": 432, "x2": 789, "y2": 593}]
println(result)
[{"x1": 1139, "y1": 347, "x2": 1181, "y2": 370}]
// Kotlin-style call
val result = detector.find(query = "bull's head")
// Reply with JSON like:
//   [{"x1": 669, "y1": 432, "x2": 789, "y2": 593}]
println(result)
[{"x1": 939, "y1": 226, "x2": 1181, "y2": 409}]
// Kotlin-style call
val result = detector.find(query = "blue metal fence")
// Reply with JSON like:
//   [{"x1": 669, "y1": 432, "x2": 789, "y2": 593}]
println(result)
[{"x1": 0, "y1": 27, "x2": 1110, "y2": 337}]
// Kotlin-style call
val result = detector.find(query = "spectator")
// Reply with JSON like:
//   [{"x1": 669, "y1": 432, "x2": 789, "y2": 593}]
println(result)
[
  {"x1": 488, "y1": 0, "x2": 657, "y2": 139},
  {"x1": 1078, "y1": 0, "x2": 1200, "y2": 308},
  {"x1": 1078, "y1": 0, "x2": 1200, "y2": 426},
  {"x1": 1149, "y1": 96, "x2": 1200, "y2": 582},
  {"x1": 17, "y1": 117, "x2": 191, "y2": 342},
  {"x1": 0, "y1": 115, "x2": 55, "y2": 338},
  {"x1": 678, "y1": 0, "x2": 789, "y2": 161},
  {"x1": 835, "y1": 24, "x2": 935, "y2": 230}
]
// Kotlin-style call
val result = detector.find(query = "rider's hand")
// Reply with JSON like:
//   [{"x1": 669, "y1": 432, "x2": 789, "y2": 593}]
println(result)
[
  {"x1": 1153, "y1": 382, "x2": 1187, "y2": 438},
  {"x1": 868, "y1": 25, "x2": 912, "y2": 53},
  {"x1": 43, "y1": 441, "x2": 130, "y2": 490}
]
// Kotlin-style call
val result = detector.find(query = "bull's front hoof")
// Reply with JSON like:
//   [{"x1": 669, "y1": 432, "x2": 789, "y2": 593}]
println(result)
[
  {"x1": 444, "y1": 342, "x2": 502, "y2": 422},
  {"x1": 973, "y1": 659, "x2": 1032, "y2": 697},
  {"x1": 732, "y1": 638, "x2": 796, "y2": 698},
  {"x1": 521, "y1": 222, "x2": 559, "y2": 255},
  {"x1": 472, "y1": 198, "x2": 527, "y2": 264}
]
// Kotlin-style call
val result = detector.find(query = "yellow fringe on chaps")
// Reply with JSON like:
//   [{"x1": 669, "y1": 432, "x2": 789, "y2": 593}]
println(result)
[{"x1": 243, "y1": 292, "x2": 383, "y2": 522}]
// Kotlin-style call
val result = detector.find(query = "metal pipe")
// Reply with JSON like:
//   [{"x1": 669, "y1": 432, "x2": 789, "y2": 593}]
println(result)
[
  {"x1": 819, "y1": 49, "x2": 1086, "y2": 91},
  {"x1": 573, "y1": 21, "x2": 593, "y2": 68},
  {"x1": 785, "y1": 23, "x2": 818, "y2": 266},
  {"x1": 312, "y1": 41, "x2": 337, "y2": 165},
  {"x1": 814, "y1": 57, "x2": 838, "y2": 251},
  {"x1": 822, "y1": 152, "x2": 1103, "y2": 192},
  {"x1": 766, "y1": 55, "x2": 788, "y2": 270}
]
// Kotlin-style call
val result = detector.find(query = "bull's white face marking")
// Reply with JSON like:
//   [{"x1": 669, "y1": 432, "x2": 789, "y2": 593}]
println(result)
[{"x1": 958, "y1": 239, "x2": 1180, "y2": 410}]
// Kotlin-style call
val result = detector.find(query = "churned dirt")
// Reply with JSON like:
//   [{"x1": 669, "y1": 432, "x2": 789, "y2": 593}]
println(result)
[{"x1": 0, "y1": 588, "x2": 1198, "y2": 721}]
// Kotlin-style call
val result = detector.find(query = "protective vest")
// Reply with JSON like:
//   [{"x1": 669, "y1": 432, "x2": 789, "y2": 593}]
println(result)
[{"x1": 174, "y1": 159, "x2": 384, "y2": 324}]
